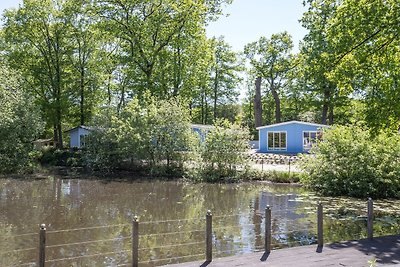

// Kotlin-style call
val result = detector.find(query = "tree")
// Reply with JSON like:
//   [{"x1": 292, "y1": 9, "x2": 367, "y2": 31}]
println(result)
[
  {"x1": 300, "y1": 0, "x2": 344, "y2": 125},
  {"x1": 0, "y1": 65, "x2": 43, "y2": 174},
  {"x1": 209, "y1": 37, "x2": 242, "y2": 120},
  {"x1": 93, "y1": 0, "x2": 227, "y2": 97},
  {"x1": 2, "y1": 0, "x2": 71, "y2": 147},
  {"x1": 324, "y1": 0, "x2": 400, "y2": 130},
  {"x1": 244, "y1": 32, "x2": 294, "y2": 124},
  {"x1": 64, "y1": 0, "x2": 104, "y2": 126}
]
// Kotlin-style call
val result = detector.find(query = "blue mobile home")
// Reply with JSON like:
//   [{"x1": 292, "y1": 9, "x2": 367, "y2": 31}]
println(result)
[
  {"x1": 257, "y1": 121, "x2": 329, "y2": 154},
  {"x1": 65, "y1": 125, "x2": 93, "y2": 148}
]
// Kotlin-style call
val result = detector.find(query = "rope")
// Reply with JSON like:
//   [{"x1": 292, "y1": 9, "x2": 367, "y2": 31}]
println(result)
[
  {"x1": 138, "y1": 252, "x2": 204, "y2": 264},
  {"x1": 45, "y1": 250, "x2": 131, "y2": 263},
  {"x1": 47, "y1": 223, "x2": 130, "y2": 234},
  {"x1": 8, "y1": 262, "x2": 36, "y2": 267},
  {"x1": 213, "y1": 248, "x2": 247, "y2": 255},
  {"x1": 3, "y1": 232, "x2": 37, "y2": 238},
  {"x1": 0, "y1": 247, "x2": 37, "y2": 255},
  {"x1": 46, "y1": 236, "x2": 130, "y2": 249},
  {"x1": 140, "y1": 217, "x2": 203, "y2": 225},
  {"x1": 272, "y1": 228, "x2": 317, "y2": 235},
  {"x1": 139, "y1": 241, "x2": 204, "y2": 251},
  {"x1": 140, "y1": 229, "x2": 203, "y2": 237}
]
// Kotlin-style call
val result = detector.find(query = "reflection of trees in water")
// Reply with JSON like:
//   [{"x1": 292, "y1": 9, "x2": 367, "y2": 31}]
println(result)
[{"x1": 1, "y1": 179, "x2": 400, "y2": 266}]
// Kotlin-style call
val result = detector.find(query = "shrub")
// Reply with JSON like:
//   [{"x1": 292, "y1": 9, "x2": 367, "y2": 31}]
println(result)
[
  {"x1": 0, "y1": 66, "x2": 43, "y2": 174},
  {"x1": 299, "y1": 125, "x2": 400, "y2": 198},
  {"x1": 197, "y1": 120, "x2": 251, "y2": 182},
  {"x1": 83, "y1": 96, "x2": 197, "y2": 174}
]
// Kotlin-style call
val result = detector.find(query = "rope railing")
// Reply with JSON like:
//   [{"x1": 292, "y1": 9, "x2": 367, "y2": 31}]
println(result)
[
  {"x1": 139, "y1": 228, "x2": 204, "y2": 237},
  {"x1": 46, "y1": 223, "x2": 130, "y2": 234},
  {"x1": 138, "y1": 252, "x2": 205, "y2": 264},
  {"x1": 45, "y1": 249, "x2": 131, "y2": 263},
  {"x1": 138, "y1": 241, "x2": 204, "y2": 251},
  {"x1": 140, "y1": 217, "x2": 203, "y2": 225},
  {"x1": 271, "y1": 227, "x2": 317, "y2": 235},
  {"x1": 0, "y1": 247, "x2": 37, "y2": 255},
  {"x1": 10, "y1": 261, "x2": 36, "y2": 267},
  {"x1": 45, "y1": 236, "x2": 131, "y2": 249},
  {"x1": 213, "y1": 247, "x2": 249, "y2": 255},
  {"x1": 4, "y1": 198, "x2": 387, "y2": 267},
  {"x1": 3, "y1": 232, "x2": 37, "y2": 239}
]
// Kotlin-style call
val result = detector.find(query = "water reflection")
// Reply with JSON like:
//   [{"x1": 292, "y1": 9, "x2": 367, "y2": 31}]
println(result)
[{"x1": 1, "y1": 177, "x2": 399, "y2": 266}]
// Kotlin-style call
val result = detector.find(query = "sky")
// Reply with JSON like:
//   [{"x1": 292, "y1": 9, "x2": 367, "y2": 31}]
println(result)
[
  {"x1": 206, "y1": 0, "x2": 308, "y2": 53},
  {"x1": 1, "y1": 0, "x2": 308, "y2": 52}
]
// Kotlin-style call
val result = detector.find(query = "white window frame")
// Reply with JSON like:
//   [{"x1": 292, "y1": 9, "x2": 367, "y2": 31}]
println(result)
[
  {"x1": 267, "y1": 131, "x2": 287, "y2": 151},
  {"x1": 303, "y1": 131, "x2": 320, "y2": 150}
]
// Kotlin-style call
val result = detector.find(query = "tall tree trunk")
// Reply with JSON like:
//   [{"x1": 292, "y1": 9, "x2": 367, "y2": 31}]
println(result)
[
  {"x1": 79, "y1": 67, "x2": 85, "y2": 125},
  {"x1": 254, "y1": 77, "x2": 263, "y2": 127},
  {"x1": 201, "y1": 87, "x2": 205, "y2": 124},
  {"x1": 328, "y1": 103, "x2": 334, "y2": 125},
  {"x1": 213, "y1": 70, "x2": 218, "y2": 121},
  {"x1": 271, "y1": 86, "x2": 281, "y2": 123},
  {"x1": 321, "y1": 88, "x2": 330, "y2": 125}
]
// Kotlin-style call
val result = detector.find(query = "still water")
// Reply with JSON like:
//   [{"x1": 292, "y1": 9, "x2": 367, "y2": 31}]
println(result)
[{"x1": 1, "y1": 177, "x2": 400, "y2": 266}]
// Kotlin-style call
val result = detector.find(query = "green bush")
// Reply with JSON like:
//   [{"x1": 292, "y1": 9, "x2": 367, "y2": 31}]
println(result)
[
  {"x1": 0, "y1": 66, "x2": 43, "y2": 174},
  {"x1": 299, "y1": 125, "x2": 400, "y2": 198},
  {"x1": 83, "y1": 95, "x2": 196, "y2": 174},
  {"x1": 197, "y1": 120, "x2": 251, "y2": 182},
  {"x1": 39, "y1": 148, "x2": 83, "y2": 167},
  {"x1": 245, "y1": 169, "x2": 300, "y2": 183}
]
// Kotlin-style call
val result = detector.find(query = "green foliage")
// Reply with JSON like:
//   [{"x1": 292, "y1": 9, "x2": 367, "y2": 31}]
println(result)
[
  {"x1": 0, "y1": 66, "x2": 43, "y2": 174},
  {"x1": 196, "y1": 120, "x2": 250, "y2": 182},
  {"x1": 83, "y1": 96, "x2": 196, "y2": 174},
  {"x1": 39, "y1": 148, "x2": 83, "y2": 167},
  {"x1": 243, "y1": 169, "x2": 300, "y2": 183},
  {"x1": 299, "y1": 125, "x2": 400, "y2": 198}
]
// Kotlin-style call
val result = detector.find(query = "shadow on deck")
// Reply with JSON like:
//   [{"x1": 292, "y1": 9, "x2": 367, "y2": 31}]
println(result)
[{"x1": 163, "y1": 235, "x2": 400, "y2": 267}]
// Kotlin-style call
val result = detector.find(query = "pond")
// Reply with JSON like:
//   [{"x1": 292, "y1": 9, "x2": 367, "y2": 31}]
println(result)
[{"x1": 1, "y1": 177, "x2": 400, "y2": 266}]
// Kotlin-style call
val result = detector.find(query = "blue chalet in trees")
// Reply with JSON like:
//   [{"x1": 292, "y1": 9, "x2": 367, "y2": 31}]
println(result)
[
  {"x1": 257, "y1": 121, "x2": 329, "y2": 154},
  {"x1": 65, "y1": 125, "x2": 93, "y2": 148}
]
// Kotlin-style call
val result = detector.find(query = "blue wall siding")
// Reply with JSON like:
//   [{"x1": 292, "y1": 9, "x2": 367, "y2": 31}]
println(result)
[
  {"x1": 69, "y1": 128, "x2": 91, "y2": 148},
  {"x1": 259, "y1": 123, "x2": 325, "y2": 154}
]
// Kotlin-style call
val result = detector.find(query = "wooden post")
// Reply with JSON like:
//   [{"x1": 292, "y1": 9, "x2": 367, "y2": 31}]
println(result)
[
  {"x1": 39, "y1": 224, "x2": 46, "y2": 267},
  {"x1": 132, "y1": 216, "x2": 139, "y2": 267},
  {"x1": 265, "y1": 205, "x2": 271, "y2": 253},
  {"x1": 367, "y1": 198, "x2": 373, "y2": 240},
  {"x1": 206, "y1": 210, "x2": 212, "y2": 262},
  {"x1": 317, "y1": 202, "x2": 323, "y2": 247}
]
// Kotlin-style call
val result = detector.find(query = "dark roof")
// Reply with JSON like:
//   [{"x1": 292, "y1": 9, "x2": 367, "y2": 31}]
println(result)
[{"x1": 64, "y1": 125, "x2": 94, "y2": 133}]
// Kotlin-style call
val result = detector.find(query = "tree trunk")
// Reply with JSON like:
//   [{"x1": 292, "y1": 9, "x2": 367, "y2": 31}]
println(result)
[
  {"x1": 213, "y1": 70, "x2": 218, "y2": 121},
  {"x1": 321, "y1": 88, "x2": 330, "y2": 125},
  {"x1": 328, "y1": 103, "x2": 334, "y2": 125},
  {"x1": 254, "y1": 77, "x2": 263, "y2": 127},
  {"x1": 79, "y1": 67, "x2": 85, "y2": 125},
  {"x1": 271, "y1": 86, "x2": 281, "y2": 123}
]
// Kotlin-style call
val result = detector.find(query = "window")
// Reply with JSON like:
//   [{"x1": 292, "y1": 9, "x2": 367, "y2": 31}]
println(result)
[
  {"x1": 267, "y1": 132, "x2": 287, "y2": 150},
  {"x1": 303, "y1": 131, "x2": 322, "y2": 150},
  {"x1": 80, "y1": 134, "x2": 88, "y2": 148}
]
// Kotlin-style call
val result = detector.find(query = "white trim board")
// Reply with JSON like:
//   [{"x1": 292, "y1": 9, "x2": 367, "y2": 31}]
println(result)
[{"x1": 256, "y1": 120, "x2": 330, "y2": 130}]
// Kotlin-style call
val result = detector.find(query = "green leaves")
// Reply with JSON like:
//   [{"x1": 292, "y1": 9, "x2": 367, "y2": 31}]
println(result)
[
  {"x1": 0, "y1": 65, "x2": 43, "y2": 174},
  {"x1": 299, "y1": 125, "x2": 400, "y2": 198},
  {"x1": 198, "y1": 119, "x2": 250, "y2": 181}
]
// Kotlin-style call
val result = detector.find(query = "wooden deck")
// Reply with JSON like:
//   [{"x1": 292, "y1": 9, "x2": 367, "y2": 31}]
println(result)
[{"x1": 164, "y1": 235, "x2": 400, "y2": 267}]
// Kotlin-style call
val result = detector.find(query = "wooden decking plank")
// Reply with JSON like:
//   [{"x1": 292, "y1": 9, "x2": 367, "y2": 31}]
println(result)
[{"x1": 162, "y1": 235, "x2": 400, "y2": 267}]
